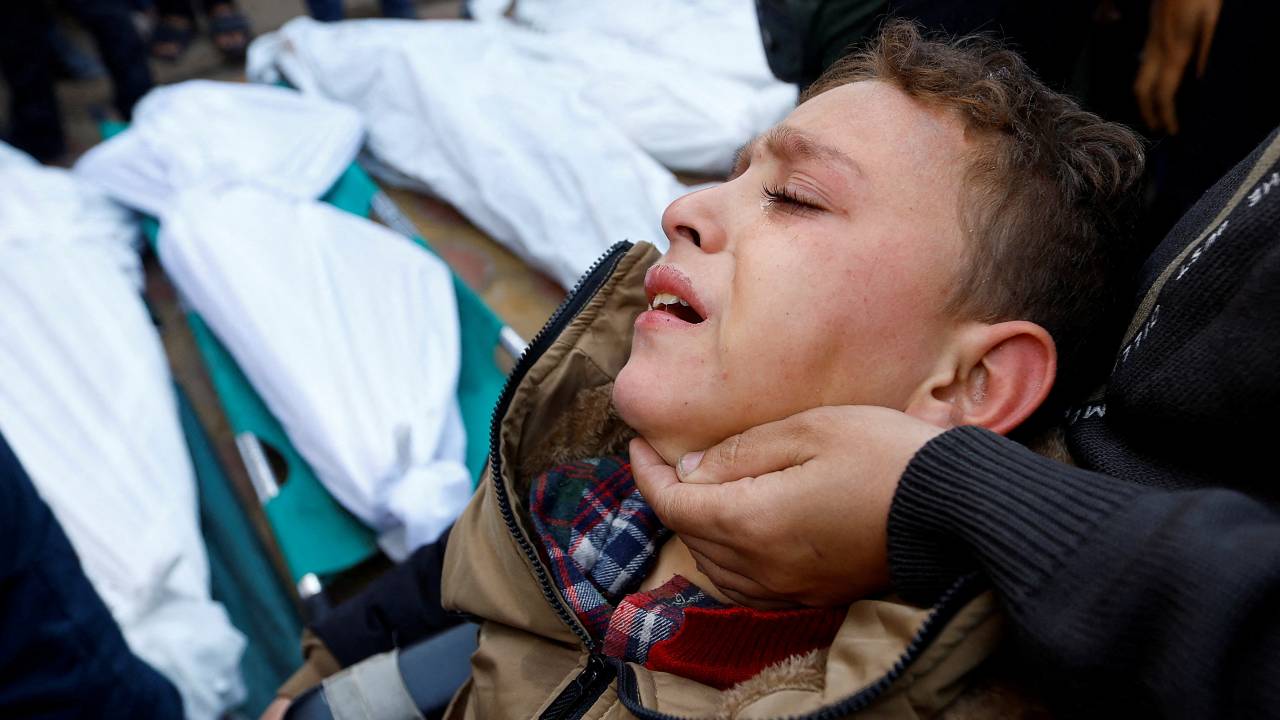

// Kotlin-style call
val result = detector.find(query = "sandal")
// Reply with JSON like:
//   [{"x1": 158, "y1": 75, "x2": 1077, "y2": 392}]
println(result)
[
  {"x1": 150, "y1": 14, "x2": 195, "y2": 63},
  {"x1": 208, "y1": 3, "x2": 252, "y2": 62}
]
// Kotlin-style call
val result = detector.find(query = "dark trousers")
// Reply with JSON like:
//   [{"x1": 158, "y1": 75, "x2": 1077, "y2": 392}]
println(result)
[
  {"x1": 306, "y1": 0, "x2": 417, "y2": 22},
  {"x1": 153, "y1": 0, "x2": 224, "y2": 19},
  {"x1": 0, "y1": 0, "x2": 153, "y2": 161},
  {"x1": 0, "y1": 433, "x2": 183, "y2": 718}
]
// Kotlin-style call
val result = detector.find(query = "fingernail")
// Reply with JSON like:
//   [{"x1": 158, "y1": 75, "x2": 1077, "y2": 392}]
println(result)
[{"x1": 678, "y1": 450, "x2": 704, "y2": 479}]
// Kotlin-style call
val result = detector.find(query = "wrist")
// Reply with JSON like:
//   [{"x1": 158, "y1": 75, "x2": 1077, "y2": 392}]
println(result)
[{"x1": 885, "y1": 425, "x2": 1141, "y2": 605}]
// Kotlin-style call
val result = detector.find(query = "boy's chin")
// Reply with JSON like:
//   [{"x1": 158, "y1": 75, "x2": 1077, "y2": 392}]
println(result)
[{"x1": 613, "y1": 370, "x2": 710, "y2": 467}]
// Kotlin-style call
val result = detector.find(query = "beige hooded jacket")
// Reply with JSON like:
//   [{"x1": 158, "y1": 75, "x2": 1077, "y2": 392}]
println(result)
[{"x1": 441, "y1": 242, "x2": 1043, "y2": 720}]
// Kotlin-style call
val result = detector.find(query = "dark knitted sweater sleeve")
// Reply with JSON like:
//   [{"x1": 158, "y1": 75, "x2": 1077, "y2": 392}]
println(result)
[{"x1": 887, "y1": 425, "x2": 1280, "y2": 718}]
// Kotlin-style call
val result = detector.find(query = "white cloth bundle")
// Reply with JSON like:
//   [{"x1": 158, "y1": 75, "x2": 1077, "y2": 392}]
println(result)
[
  {"x1": 75, "y1": 81, "x2": 471, "y2": 557},
  {"x1": 247, "y1": 2, "x2": 796, "y2": 287},
  {"x1": 0, "y1": 148, "x2": 246, "y2": 720},
  {"x1": 0, "y1": 141, "x2": 142, "y2": 286},
  {"x1": 75, "y1": 80, "x2": 364, "y2": 215},
  {"x1": 158, "y1": 186, "x2": 471, "y2": 557}
]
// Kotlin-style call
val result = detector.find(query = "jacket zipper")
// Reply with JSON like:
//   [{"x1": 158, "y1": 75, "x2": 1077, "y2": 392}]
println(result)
[
  {"x1": 613, "y1": 573, "x2": 986, "y2": 720},
  {"x1": 485, "y1": 242, "x2": 633, "y2": 719},
  {"x1": 486, "y1": 240, "x2": 633, "y2": 650},
  {"x1": 539, "y1": 654, "x2": 618, "y2": 720}
]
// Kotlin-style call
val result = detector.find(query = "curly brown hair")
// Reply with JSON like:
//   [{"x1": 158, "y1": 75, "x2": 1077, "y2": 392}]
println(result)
[{"x1": 802, "y1": 19, "x2": 1146, "y2": 427}]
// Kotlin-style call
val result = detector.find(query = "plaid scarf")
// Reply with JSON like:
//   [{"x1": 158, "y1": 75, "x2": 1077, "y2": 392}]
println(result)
[{"x1": 529, "y1": 455, "x2": 723, "y2": 664}]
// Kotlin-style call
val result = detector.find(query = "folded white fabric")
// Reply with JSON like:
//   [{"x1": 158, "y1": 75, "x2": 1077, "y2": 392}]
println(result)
[
  {"x1": 0, "y1": 150, "x2": 246, "y2": 720},
  {"x1": 247, "y1": 3, "x2": 795, "y2": 288},
  {"x1": 75, "y1": 80, "x2": 364, "y2": 215},
  {"x1": 158, "y1": 186, "x2": 471, "y2": 558}
]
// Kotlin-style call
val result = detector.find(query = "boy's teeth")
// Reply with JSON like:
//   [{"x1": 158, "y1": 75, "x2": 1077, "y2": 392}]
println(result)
[{"x1": 651, "y1": 292, "x2": 682, "y2": 309}]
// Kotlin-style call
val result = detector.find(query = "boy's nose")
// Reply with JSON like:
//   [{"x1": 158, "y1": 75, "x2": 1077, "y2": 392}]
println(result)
[{"x1": 661, "y1": 187, "x2": 725, "y2": 253}]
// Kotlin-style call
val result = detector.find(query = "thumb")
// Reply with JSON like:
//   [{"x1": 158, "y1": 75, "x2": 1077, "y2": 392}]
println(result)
[
  {"x1": 679, "y1": 411, "x2": 821, "y2": 485},
  {"x1": 630, "y1": 436, "x2": 678, "y2": 497},
  {"x1": 630, "y1": 437, "x2": 726, "y2": 535}
]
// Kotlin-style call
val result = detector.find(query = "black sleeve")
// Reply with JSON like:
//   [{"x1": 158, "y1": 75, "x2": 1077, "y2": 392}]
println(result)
[
  {"x1": 887, "y1": 425, "x2": 1280, "y2": 719},
  {"x1": 310, "y1": 525, "x2": 463, "y2": 667}
]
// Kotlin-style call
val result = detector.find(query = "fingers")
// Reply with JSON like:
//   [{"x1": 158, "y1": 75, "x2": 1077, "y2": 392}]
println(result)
[
  {"x1": 1195, "y1": 1, "x2": 1221, "y2": 77},
  {"x1": 679, "y1": 409, "x2": 825, "y2": 485},
  {"x1": 1134, "y1": 52, "x2": 1161, "y2": 132},
  {"x1": 1156, "y1": 36, "x2": 1192, "y2": 135},
  {"x1": 685, "y1": 544, "x2": 793, "y2": 610},
  {"x1": 1135, "y1": 54, "x2": 1186, "y2": 135},
  {"x1": 1136, "y1": 0, "x2": 1223, "y2": 135},
  {"x1": 260, "y1": 698, "x2": 291, "y2": 720},
  {"x1": 631, "y1": 437, "x2": 728, "y2": 536},
  {"x1": 629, "y1": 436, "x2": 677, "y2": 495},
  {"x1": 1135, "y1": 34, "x2": 1190, "y2": 135}
]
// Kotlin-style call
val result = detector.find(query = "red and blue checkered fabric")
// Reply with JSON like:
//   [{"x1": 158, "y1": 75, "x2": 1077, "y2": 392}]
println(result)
[{"x1": 529, "y1": 455, "x2": 722, "y2": 663}]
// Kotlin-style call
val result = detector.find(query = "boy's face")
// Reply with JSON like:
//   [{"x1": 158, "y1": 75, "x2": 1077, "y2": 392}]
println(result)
[{"x1": 613, "y1": 80, "x2": 974, "y2": 462}]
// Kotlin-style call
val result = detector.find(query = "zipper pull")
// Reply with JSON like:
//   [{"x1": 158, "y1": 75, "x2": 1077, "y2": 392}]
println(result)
[{"x1": 540, "y1": 654, "x2": 616, "y2": 720}]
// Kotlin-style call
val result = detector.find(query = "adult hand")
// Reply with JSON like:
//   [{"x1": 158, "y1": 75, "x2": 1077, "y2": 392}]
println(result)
[
  {"x1": 259, "y1": 698, "x2": 290, "y2": 720},
  {"x1": 1134, "y1": 0, "x2": 1222, "y2": 135},
  {"x1": 630, "y1": 406, "x2": 943, "y2": 608}
]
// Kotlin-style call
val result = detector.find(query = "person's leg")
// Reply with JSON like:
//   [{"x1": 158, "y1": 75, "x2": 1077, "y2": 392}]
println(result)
[
  {"x1": 66, "y1": 0, "x2": 154, "y2": 120},
  {"x1": 197, "y1": 0, "x2": 252, "y2": 60},
  {"x1": 49, "y1": 22, "x2": 107, "y2": 80},
  {"x1": 150, "y1": 0, "x2": 197, "y2": 62},
  {"x1": 0, "y1": 3, "x2": 66, "y2": 161},
  {"x1": 155, "y1": 0, "x2": 195, "y2": 19},
  {"x1": 379, "y1": 0, "x2": 417, "y2": 19},
  {"x1": 306, "y1": 0, "x2": 345, "y2": 22}
]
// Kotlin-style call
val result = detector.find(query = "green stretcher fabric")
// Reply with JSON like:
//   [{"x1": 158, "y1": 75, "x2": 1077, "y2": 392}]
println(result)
[{"x1": 177, "y1": 385, "x2": 303, "y2": 718}]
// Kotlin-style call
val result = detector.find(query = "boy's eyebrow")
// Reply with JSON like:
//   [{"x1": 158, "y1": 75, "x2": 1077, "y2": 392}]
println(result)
[{"x1": 729, "y1": 125, "x2": 863, "y2": 180}]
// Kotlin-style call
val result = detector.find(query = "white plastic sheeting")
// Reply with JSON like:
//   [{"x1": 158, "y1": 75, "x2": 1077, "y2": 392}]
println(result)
[
  {"x1": 0, "y1": 146, "x2": 247, "y2": 720},
  {"x1": 159, "y1": 186, "x2": 471, "y2": 558},
  {"x1": 75, "y1": 81, "x2": 471, "y2": 558},
  {"x1": 247, "y1": 1, "x2": 796, "y2": 288}
]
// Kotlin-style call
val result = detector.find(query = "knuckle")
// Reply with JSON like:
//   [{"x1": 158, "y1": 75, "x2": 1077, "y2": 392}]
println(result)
[
  {"x1": 669, "y1": 498, "x2": 702, "y2": 534},
  {"x1": 706, "y1": 500, "x2": 740, "y2": 538},
  {"x1": 795, "y1": 409, "x2": 831, "y2": 439},
  {"x1": 714, "y1": 432, "x2": 743, "y2": 471}
]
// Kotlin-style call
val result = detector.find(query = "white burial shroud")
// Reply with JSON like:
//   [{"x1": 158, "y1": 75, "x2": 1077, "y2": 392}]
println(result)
[
  {"x1": 0, "y1": 145, "x2": 246, "y2": 720},
  {"x1": 75, "y1": 80, "x2": 365, "y2": 216},
  {"x1": 158, "y1": 186, "x2": 470, "y2": 558},
  {"x1": 247, "y1": 0, "x2": 797, "y2": 288},
  {"x1": 74, "y1": 81, "x2": 471, "y2": 559}
]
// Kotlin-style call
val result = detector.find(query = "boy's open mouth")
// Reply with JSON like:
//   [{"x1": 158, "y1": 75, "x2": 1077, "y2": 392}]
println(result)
[
  {"x1": 644, "y1": 264, "x2": 709, "y2": 325},
  {"x1": 649, "y1": 292, "x2": 705, "y2": 324}
]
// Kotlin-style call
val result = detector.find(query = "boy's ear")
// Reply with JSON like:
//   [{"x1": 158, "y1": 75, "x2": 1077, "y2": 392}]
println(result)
[{"x1": 905, "y1": 321, "x2": 1056, "y2": 435}]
